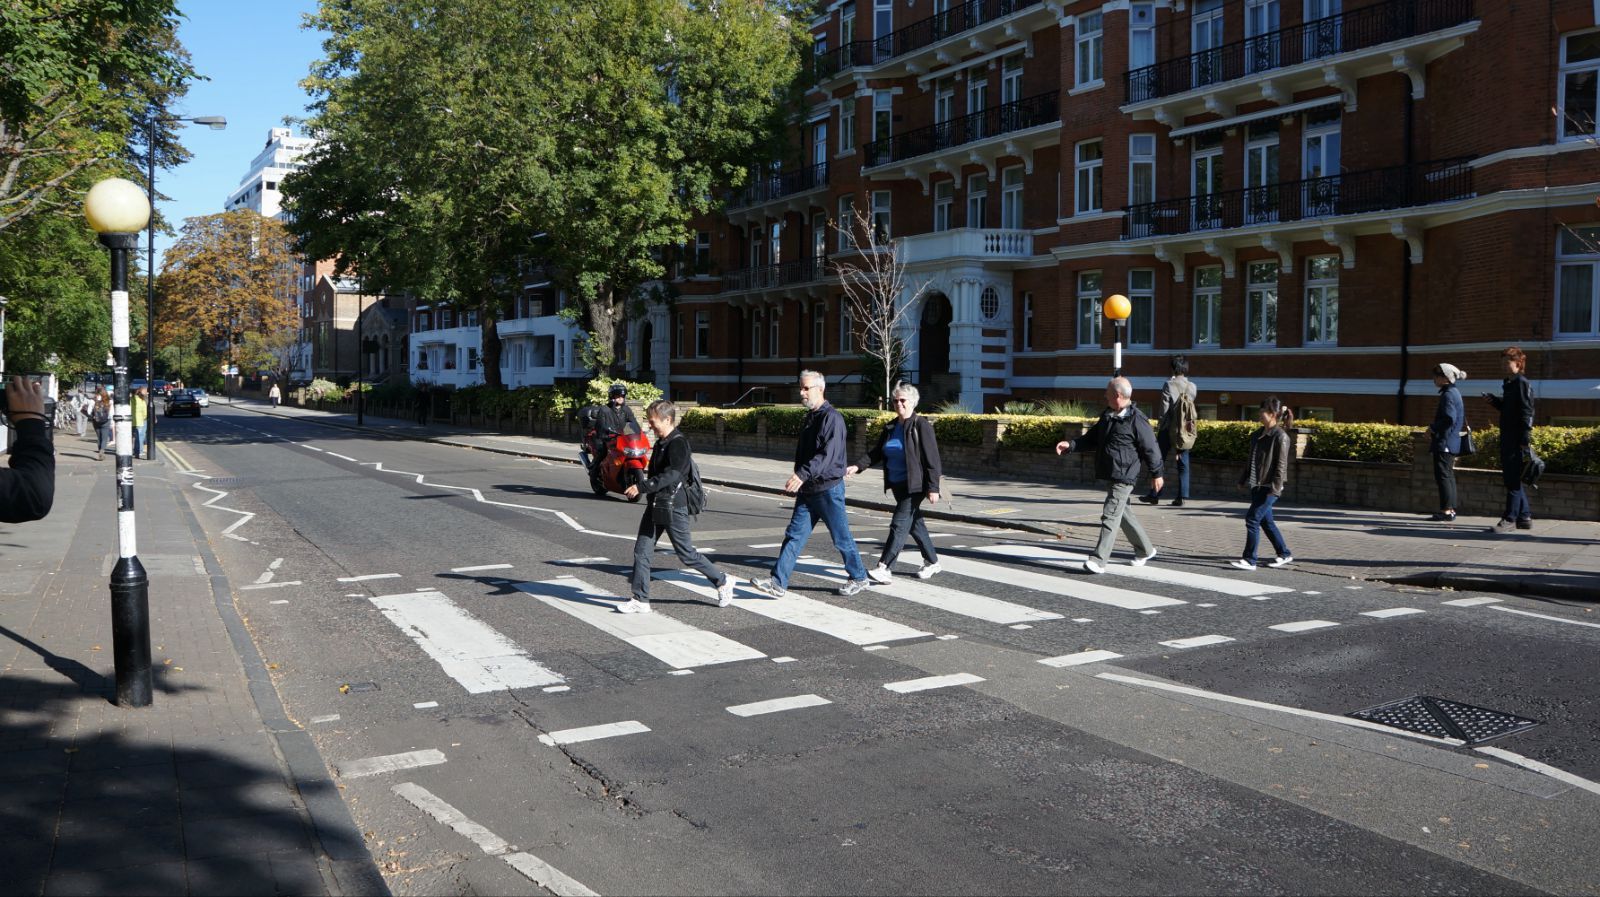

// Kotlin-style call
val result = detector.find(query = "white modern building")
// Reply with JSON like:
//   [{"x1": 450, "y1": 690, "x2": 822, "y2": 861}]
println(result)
[
  {"x1": 224, "y1": 127, "x2": 317, "y2": 218},
  {"x1": 408, "y1": 276, "x2": 588, "y2": 390}
]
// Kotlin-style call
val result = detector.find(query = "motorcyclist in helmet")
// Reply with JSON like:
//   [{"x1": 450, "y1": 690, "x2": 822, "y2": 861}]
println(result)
[{"x1": 597, "y1": 382, "x2": 640, "y2": 436}]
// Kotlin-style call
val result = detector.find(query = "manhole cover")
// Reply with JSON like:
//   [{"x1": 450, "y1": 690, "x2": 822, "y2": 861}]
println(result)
[{"x1": 1348, "y1": 696, "x2": 1540, "y2": 745}]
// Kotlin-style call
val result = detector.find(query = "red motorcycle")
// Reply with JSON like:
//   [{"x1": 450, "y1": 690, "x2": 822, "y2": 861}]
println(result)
[{"x1": 579, "y1": 407, "x2": 651, "y2": 500}]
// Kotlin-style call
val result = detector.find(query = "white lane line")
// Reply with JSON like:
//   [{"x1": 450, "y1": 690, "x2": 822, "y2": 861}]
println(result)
[
  {"x1": 1072, "y1": 618, "x2": 1094, "y2": 623},
  {"x1": 931, "y1": 554, "x2": 1185, "y2": 611},
  {"x1": 1197, "y1": 603, "x2": 1218, "y2": 608},
  {"x1": 240, "y1": 581, "x2": 303, "y2": 591},
  {"x1": 1095, "y1": 673, "x2": 1465, "y2": 747},
  {"x1": 503, "y1": 852, "x2": 601, "y2": 897},
  {"x1": 340, "y1": 573, "x2": 402, "y2": 582},
  {"x1": 538, "y1": 720, "x2": 650, "y2": 747},
  {"x1": 309, "y1": 714, "x2": 340, "y2": 724},
  {"x1": 326, "y1": 452, "x2": 359, "y2": 462},
  {"x1": 936, "y1": 634, "x2": 960, "y2": 640},
  {"x1": 269, "y1": 558, "x2": 284, "y2": 570},
  {"x1": 771, "y1": 656, "x2": 798, "y2": 663},
  {"x1": 253, "y1": 570, "x2": 274, "y2": 585},
  {"x1": 863, "y1": 644, "x2": 889, "y2": 651},
  {"x1": 269, "y1": 600, "x2": 289, "y2": 605},
  {"x1": 884, "y1": 673, "x2": 986, "y2": 693},
  {"x1": 192, "y1": 482, "x2": 255, "y2": 536},
  {"x1": 452, "y1": 563, "x2": 514, "y2": 573},
  {"x1": 1442, "y1": 596, "x2": 1502, "y2": 607},
  {"x1": 974, "y1": 544, "x2": 1295, "y2": 597},
  {"x1": 790, "y1": 557, "x2": 1063, "y2": 625},
  {"x1": 1475, "y1": 746, "x2": 1600, "y2": 797},
  {"x1": 1268, "y1": 620, "x2": 1341, "y2": 633},
  {"x1": 534, "y1": 458, "x2": 554, "y2": 466},
  {"x1": 517, "y1": 576, "x2": 766, "y2": 669},
  {"x1": 656, "y1": 568, "x2": 931, "y2": 646},
  {"x1": 749, "y1": 542, "x2": 782, "y2": 549},
  {"x1": 1010, "y1": 623, "x2": 1033, "y2": 630},
  {"x1": 1490, "y1": 606, "x2": 1600, "y2": 629},
  {"x1": 1139, "y1": 610, "x2": 1162, "y2": 615},
  {"x1": 726, "y1": 694, "x2": 832, "y2": 717},
  {"x1": 371, "y1": 590, "x2": 565, "y2": 693},
  {"x1": 1360, "y1": 607, "x2": 1426, "y2": 618},
  {"x1": 338, "y1": 749, "x2": 448, "y2": 778},
  {"x1": 556, "y1": 557, "x2": 611, "y2": 565},
  {"x1": 1039, "y1": 649, "x2": 1123, "y2": 667},
  {"x1": 1158, "y1": 634, "x2": 1236, "y2": 649},
  {"x1": 543, "y1": 685, "x2": 571, "y2": 693},
  {"x1": 414, "y1": 701, "x2": 439, "y2": 709},
  {"x1": 669, "y1": 669, "x2": 694, "y2": 676}
]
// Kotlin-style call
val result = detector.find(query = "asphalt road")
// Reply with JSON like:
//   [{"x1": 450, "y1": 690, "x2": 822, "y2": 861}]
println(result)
[{"x1": 154, "y1": 403, "x2": 1600, "y2": 896}]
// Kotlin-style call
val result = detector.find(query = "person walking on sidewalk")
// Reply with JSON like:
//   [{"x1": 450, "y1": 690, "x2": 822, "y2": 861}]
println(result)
[
  {"x1": 269, "y1": 382, "x2": 282, "y2": 407},
  {"x1": 90, "y1": 390, "x2": 112, "y2": 459},
  {"x1": 1428, "y1": 363, "x2": 1467, "y2": 522},
  {"x1": 1231, "y1": 396, "x2": 1295, "y2": 571},
  {"x1": 847, "y1": 383, "x2": 943, "y2": 584},
  {"x1": 73, "y1": 389, "x2": 90, "y2": 438},
  {"x1": 753, "y1": 370, "x2": 870, "y2": 598},
  {"x1": 1, "y1": 377, "x2": 55, "y2": 522},
  {"x1": 1141, "y1": 355, "x2": 1196, "y2": 507},
  {"x1": 1485, "y1": 346, "x2": 1535, "y2": 533},
  {"x1": 131, "y1": 386, "x2": 148, "y2": 457},
  {"x1": 617, "y1": 400, "x2": 733, "y2": 614},
  {"x1": 1055, "y1": 377, "x2": 1164, "y2": 574}
]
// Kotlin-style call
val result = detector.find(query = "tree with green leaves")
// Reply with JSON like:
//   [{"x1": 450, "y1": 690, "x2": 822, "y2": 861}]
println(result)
[{"x1": 285, "y1": 0, "x2": 806, "y2": 386}]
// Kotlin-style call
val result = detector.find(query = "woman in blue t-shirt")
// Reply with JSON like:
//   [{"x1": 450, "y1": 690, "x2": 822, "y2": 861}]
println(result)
[{"x1": 846, "y1": 383, "x2": 945, "y2": 583}]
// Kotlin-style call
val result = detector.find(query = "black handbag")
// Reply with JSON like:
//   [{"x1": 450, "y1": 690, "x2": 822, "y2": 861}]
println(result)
[
  {"x1": 1457, "y1": 425, "x2": 1476, "y2": 456},
  {"x1": 1521, "y1": 447, "x2": 1546, "y2": 489}
]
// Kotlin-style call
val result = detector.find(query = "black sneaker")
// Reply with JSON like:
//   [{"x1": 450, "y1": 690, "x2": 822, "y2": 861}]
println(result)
[
  {"x1": 1171, "y1": 498, "x2": 1185, "y2": 507},
  {"x1": 1138, "y1": 495, "x2": 1159, "y2": 505},
  {"x1": 1490, "y1": 518, "x2": 1517, "y2": 534},
  {"x1": 1429, "y1": 511, "x2": 1457, "y2": 522}
]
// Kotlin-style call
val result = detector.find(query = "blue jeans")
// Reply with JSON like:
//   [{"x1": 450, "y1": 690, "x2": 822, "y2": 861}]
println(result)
[
  {"x1": 1147, "y1": 431, "x2": 1189, "y2": 500},
  {"x1": 770, "y1": 482, "x2": 867, "y2": 588},
  {"x1": 133, "y1": 423, "x2": 147, "y2": 456},
  {"x1": 1243, "y1": 487, "x2": 1289, "y2": 564}
]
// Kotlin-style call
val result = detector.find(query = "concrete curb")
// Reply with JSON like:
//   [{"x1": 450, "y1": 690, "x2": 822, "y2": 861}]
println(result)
[{"x1": 1378, "y1": 570, "x2": 1600, "y2": 605}]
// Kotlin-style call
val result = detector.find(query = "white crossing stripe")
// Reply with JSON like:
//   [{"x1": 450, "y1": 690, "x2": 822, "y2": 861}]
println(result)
[
  {"x1": 1039, "y1": 649, "x2": 1123, "y2": 667},
  {"x1": 338, "y1": 749, "x2": 447, "y2": 778},
  {"x1": 1268, "y1": 620, "x2": 1340, "y2": 633},
  {"x1": 370, "y1": 590, "x2": 565, "y2": 693},
  {"x1": 790, "y1": 557, "x2": 1063, "y2": 624},
  {"x1": 973, "y1": 544, "x2": 1294, "y2": 597},
  {"x1": 241, "y1": 580, "x2": 303, "y2": 590},
  {"x1": 929, "y1": 554, "x2": 1185, "y2": 610},
  {"x1": 1158, "y1": 634, "x2": 1236, "y2": 649},
  {"x1": 503, "y1": 853, "x2": 602, "y2": 897},
  {"x1": 884, "y1": 673, "x2": 986, "y2": 693},
  {"x1": 516, "y1": 576, "x2": 766, "y2": 669},
  {"x1": 452, "y1": 563, "x2": 514, "y2": 573},
  {"x1": 726, "y1": 694, "x2": 832, "y2": 717},
  {"x1": 414, "y1": 701, "x2": 439, "y2": 709},
  {"x1": 339, "y1": 572, "x2": 401, "y2": 582},
  {"x1": 1441, "y1": 596, "x2": 1502, "y2": 607},
  {"x1": 1360, "y1": 607, "x2": 1426, "y2": 618},
  {"x1": 538, "y1": 720, "x2": 650, "y2": 746},
  {"x1": 1490, "y1": 606, "x2": 1600, "y2": 629},
  {"x1": 656, "y1": 569, "x2": 931, "y2": 645}
]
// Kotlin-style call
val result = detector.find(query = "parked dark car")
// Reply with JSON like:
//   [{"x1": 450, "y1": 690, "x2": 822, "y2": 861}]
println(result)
[{"x1": 163, "y1": 390, "x2": 201, "y2": 417}]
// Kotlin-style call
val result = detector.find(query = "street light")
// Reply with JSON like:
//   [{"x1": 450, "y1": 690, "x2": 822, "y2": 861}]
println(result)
[
  {"x1": 1, "y1": 294, "x2": 9, "y2": 453},
  {"x1": 85, "y1": 177, "x2": 155, "y2": 708},
  {"x1": 1104, "y1": 293, "x2": 1132, "y2": 376},
  {"x1": 145, "y1": 114, "x2": 225, "y2": 460}
]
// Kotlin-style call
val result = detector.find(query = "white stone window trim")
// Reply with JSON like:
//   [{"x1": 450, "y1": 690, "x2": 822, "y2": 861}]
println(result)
[{"x1": 1555, "y1": 225, "x2": 1600, "y2": 339}]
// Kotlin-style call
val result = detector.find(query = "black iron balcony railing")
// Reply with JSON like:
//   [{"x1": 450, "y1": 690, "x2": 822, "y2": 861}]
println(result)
[
  {"x1": 729, "y1": 161, "x2": 830, "y2": 210},
  {"x1": 1125, "y1": 0, "x2": 1474, "y2": 104},
  {"x1": 865, "y1": 90, "x2": 1058, "y2": 167},
  {"x1": 722, "y1": 257, "x2": 832, "y2": 292},
  {"x1": 811, "y1": 0, "x2": 1043, "y2": 82},
  {"x1": 1121, "y1": 157, "x2": 1473, "y2": 239},
  {"x1": 812, "y1": 41, "x2": 876, "y2": 82}
]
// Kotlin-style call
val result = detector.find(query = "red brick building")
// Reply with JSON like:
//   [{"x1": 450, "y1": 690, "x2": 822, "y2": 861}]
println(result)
[{"x1": 651, "y1": 0, "x2": 1600, "y2": 425}]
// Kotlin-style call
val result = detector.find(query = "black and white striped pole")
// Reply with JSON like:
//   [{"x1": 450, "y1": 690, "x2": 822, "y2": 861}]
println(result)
[{"x1": 86, "y1": 178, "x2": 155, "y2": 708}]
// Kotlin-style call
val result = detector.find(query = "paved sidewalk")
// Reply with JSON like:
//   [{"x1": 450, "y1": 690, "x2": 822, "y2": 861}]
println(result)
[
  {"x1": 0, "y1": 433, "x2": 386, "y2": 895},
  {"x1": 246, "y1": 399, "x2": 1598, "y2": 602}
]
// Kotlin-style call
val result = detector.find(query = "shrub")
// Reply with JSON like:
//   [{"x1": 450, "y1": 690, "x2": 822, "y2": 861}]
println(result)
[
  {"x1": 369, "y1": 380, "x2": 418, "y2": 406},
  {"x1": 1188, "y1": 420, "x2": 1257, "y2": 463},
  {"x1": 1471, "y1": 425, "x2": 1600, "y2": 476},
  {"x1": 1303, "y1": 422, "x2": 1413, "y2": 464},
  {"x1": 762, "y1": 405, "x2": 810, "y2": 436},
  {"x1": 934, "y1": 398, "x2": 979, "y2": 414},
  {"x1": 722, "y1": 408, "x2": 759, "y2": 433},
  {"x1": 999, "y1": 416, "x2": 1073, "y2": 452},
  {"x1": 1038, "y1": 399, "x2": 1093, "y2": 418},
  {"x1": 931, "y1": 413, "x2": 985, "y2": 445},
  {"x1": 839, "y1": 408, "x2": 895, "y2": 440},
  {"x1": 995, "y1": 400, "x2": 1038, "y2": 416},
  {"x1": 586, "y1": 378, "x2": 663, "y2": 406},
  {"x1": 680, "y1": 407, "x2": 719, "y2": 432},
  {"x1": 307, "y1": 378, "x2": 340, "y2": 401}
]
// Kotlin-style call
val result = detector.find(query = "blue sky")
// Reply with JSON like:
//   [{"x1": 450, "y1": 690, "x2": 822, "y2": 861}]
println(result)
[{"x1": 153, "y1": 0, "x2": 325, "y2": 269}]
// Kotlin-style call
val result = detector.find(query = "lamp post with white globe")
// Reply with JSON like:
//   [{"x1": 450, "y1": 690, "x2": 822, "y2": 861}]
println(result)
[{"x1": 84, "y1": 177, "x2": 156, "y2": 708}]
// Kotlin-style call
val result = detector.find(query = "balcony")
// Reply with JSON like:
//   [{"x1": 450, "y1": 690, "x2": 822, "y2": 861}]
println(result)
[
  {"x1": 496, "y1": 314, "x2": 579, "y2": 339},
  {"x1": 810, "y1": 0, "x2": 1053, "y2": 87},
  {"x1": 865, "y1": 90, "x2": 1058, "y2": 170},
  {"x1": 726, "y1": 161, "x2": 830, "y2": 221},
  {"x1": 1122, "y1": 157, "x2": 1473, "y2": 240},
  {"x1": 1123, "y1": 0, "x2": 1477, "y2": 123},
  {"x1": 721, "y1": 257, "x2": 832, "y2": 297},
  {"x1": 812, "y1": 41, "x2": 878, "y2": 83},
  {"x1": 897, "y1": 228, "x2": 1035, "y2": 266}
]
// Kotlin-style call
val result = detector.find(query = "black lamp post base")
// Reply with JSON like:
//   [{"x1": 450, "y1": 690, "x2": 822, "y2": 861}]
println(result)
[{"x1": 110, "y1": 542, "x2": 152, "y2": 706}]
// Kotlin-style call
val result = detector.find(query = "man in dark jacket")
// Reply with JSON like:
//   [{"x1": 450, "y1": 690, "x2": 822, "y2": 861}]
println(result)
[
  {"x1": 618, "y1": 400, "x2": 733, "y2": 613},
  {"x1": 598, "y1": 382, "x2": 640, "y2": 435},
  {"x1": 1428, "y1": 363, "x2": 1467, "y2": 522},
  {"x1": 1, "y1": 378, "x2": 56, "y2": 523},
  {"x1": 1055, "y1": 377, "x2": 1163, "y2": 574},
  {"x1": 753, "y1": 370, "x2": 869, "y2": 598},
  {"x1": 1484, "y1": 346, "x2": 1535, "y2": 533}
]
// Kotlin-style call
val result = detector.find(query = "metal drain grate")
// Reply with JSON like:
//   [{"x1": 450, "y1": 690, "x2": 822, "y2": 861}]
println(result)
[{"x1": 1348, "y1": 696, "x2": 1540, "y2": 745}]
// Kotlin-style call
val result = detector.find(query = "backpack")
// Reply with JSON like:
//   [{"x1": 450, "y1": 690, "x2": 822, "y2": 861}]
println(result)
[
  {"x1": 683, "y1": 459, "x2": 707, "y2": 515},
  {"x1": 1174, "y1": 390, "x2": 1199, "y2": 451},
  {"x1": 90, "y1": 405, "x2": 109, "y2": 427}
]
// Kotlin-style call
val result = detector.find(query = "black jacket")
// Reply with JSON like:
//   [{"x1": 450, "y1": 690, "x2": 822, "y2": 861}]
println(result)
[
  {"x1": 1068, "y1": 406, "x2": 1163, "y2": 485},
  {"x1": 793, "y1": 401, "x2": 848, "y2": 494},
  {"x1": 852, "y1": 413, "x2": 942, "y2": 494},
  {"x1": 1240, "y1": 425, "x2": 1292, "y2": 496},
  {"x1": 1429, "y1": 385, "x2": 1464, "y2": 455},
  {"x1": 598, "y1": 402, "x2": 640, "y2": 435},
  {"x1": 1488, "y1": 375, "x2": 1534, "y2": 453},
  {"x1": 1, "y1": 418, "x2": 55, "y2": 523},
  {"x1": 638, "y1": 429, "x2": 692, "y2": 511}
]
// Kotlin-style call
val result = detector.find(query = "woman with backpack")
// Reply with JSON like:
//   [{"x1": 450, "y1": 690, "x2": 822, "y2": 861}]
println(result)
[
  {"x1": 1231, "y1": 396, "x2": 1294, "y2": 572},
  {"x1": 1428, "y1": 363, "x2": 1467, "y2": 522},
  {"x1": 90, "y1": 390, "x2": 112, "y2": 459},
  {"x1": 1141, "y1": 355, "x2": 1196, "y2": 507},
  {"x1": 847, "y1": 382, "x2": 944, "y2": 583}
]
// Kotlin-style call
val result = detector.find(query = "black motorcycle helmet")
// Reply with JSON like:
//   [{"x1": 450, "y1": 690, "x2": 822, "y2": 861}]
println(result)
[{"x1": 608, "y1": 383, "x2": 627, "y2": 401}]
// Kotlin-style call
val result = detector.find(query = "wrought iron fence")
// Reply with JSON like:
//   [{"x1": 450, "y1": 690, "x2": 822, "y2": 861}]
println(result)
[
  {"x1": 729, "y1": 161, "x2": 830, "y2": 210},
  {"x1": 811, "y1": 41, "x2": 877, "y2": 82},
  {"x1": 873, "y1": 0, "x2": 1042, "y2": 61},
  {"x1": 865, "y1": 91, "x2": 1059, "y2": 167},
  {"x1": 722, "y1": 257, "x2": 831, "y2": 293}
]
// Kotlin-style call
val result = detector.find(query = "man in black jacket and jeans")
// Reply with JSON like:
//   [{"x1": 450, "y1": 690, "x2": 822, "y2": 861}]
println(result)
[
  {"x1": 1485, "y1": 345, "x2": 1536, "y2": 534},
  {"x1": 617, "y1": 399, "x2": 733, "y2": 614},
  {"x1": 1056, "y1": 377, "x2": 1164, "y2": 574},
  {"x1": 1, "y1": 378, "x2": 55, "y2": 524}
]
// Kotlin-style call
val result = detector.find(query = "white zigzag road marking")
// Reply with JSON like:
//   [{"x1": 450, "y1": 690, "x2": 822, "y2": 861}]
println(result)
[{"x1": 192, "y1": 482, "x2": 256, "y2": 539}]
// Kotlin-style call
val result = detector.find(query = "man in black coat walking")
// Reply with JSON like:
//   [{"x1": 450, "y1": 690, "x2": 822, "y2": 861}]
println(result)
[
  {"x1": 1485, "y1": 346, "x2": 1536, "y2": 533},
  {"x1": 1056, "y1": 377, "x2": 1163, "y2": 574}
]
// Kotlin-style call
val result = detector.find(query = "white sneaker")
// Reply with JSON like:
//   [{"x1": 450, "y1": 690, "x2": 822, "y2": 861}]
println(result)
[
  {"x1": 1229, "y1": 559, "x2": 1258, "y2": 572},
  {"x1": 1268, "y1": 555, "x2": 1294, "y2": 569},
  {"x1": 615, "y1": 598, "x2": 652, "y2": 614},
  {"x1": 916, "y1": 562, "x2": 942, "y2": 580},
  {"x1": 1082, "y1": 558, "x2": 1106, "y2": 574},
  {"x1": 838, "y1": 579, "x2": 869, "y2": 596},
  {"x1": 1130, "y1": 549, "x2": 1157, "y2": 567},
  {"x1": 715, "y1": 577, "x2": 736, "y2": 607},
  {"x1": 867, "y1": 564, "x2": 893, "y2": 584},
  {"x1": 751, "y1": 577, "x2": 788, "y2": 599}
]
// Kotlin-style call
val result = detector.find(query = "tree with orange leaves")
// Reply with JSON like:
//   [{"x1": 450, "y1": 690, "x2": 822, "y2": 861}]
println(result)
[{"x1": 156, "y1": 210, "x2": 299, "y2": 371}]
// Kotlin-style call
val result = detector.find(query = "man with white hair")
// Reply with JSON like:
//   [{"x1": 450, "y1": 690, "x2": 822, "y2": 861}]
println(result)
[
  {"x1": 1055, "y1": 377, "x2": 1164, "y2": 573},
  {"x1": 753, "y1": 370, "x2": 870, "y2": 598}
]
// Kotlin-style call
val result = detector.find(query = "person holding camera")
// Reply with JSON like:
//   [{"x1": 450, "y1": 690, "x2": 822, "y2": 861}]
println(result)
[
  {"x1": 1484, "y1": 346, "x2": 1535, "y2": 534},
  {"x1": 2, "y1": 378, "x2": 56, "y2": 523}
]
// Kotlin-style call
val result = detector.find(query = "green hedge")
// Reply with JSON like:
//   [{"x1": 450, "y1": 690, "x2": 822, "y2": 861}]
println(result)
[
  {"x1": 931, "y1": 413, "x2": 985, "y2": 446},
  {"x1": 762, "y1": 406, "x2": 809, "y2": 436},
  {"x1": 1302, "y1": 422, "x2": 1414, "y2": 464},
  {"x1": 722, "y1": 408, "x2": 759, "y2": 433},
  {"x1": 998, "y1": 416, "x2": 1074, "y2": 451},
  {"x1": 1469, "y1": 426, "x2": 1600, "y2": 476},
  {"x1": 680, "y1": 407, "x2": 718, "y2": 432},
  {"x1": 1188, "y1": 421, "x2": 1258, "y2": 463}
]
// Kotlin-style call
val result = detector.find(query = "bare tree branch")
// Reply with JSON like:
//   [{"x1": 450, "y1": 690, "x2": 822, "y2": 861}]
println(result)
[{"x1": 831, "y1": 207, "x2": 930, "y2": 408}]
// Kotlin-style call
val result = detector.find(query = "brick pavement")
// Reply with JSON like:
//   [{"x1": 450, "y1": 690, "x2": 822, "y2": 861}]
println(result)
[{"x1": 0, "y1": 432, "x2": 385, "y2": 895}]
